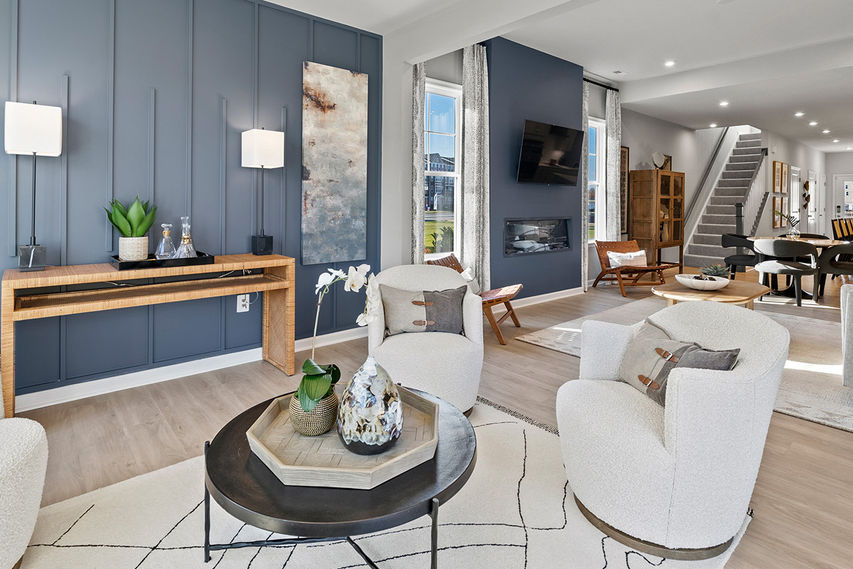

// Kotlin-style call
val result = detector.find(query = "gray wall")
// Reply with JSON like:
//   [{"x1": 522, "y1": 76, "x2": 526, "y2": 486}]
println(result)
[
  {"x1": 485, "y1": 37, "x2": 584, "y2": 297},
  {"x1": 0, "y1": 0, "x2": 382, "y2": 394}
]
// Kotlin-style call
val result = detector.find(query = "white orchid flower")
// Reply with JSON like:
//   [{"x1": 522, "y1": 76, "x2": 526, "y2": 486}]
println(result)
[
  {"x1": 344, "y1": 265, "x2": 367, "y2": 292},
  {"x1": 315, "y1": 271, "x2": 335, "y2": 295},
  {"x1": 355, "y1": 263, "x2": 370, "y2": 276},
  {"x1": 356, "y1": 312, "x2": 371, "y2": 326},
  {"x1": 328, "y1": 268, "x2": 346, "y2": 278}
]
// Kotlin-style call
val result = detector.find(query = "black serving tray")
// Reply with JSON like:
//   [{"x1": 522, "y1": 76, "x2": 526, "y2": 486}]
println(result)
[{"x1": 110, "y1": 252, "x2": 215, "y2": 270}]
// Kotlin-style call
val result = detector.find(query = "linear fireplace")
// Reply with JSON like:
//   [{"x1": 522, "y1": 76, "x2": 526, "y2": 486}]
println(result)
[{"x1": 504, "y1": 217, "x2": 571, "y2": 257}]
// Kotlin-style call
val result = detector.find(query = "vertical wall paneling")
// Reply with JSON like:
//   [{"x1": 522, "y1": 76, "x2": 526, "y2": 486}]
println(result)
[
  {"x1": 279, "y1": 105, "x2": 286, "y2": 254},
  {"x1": 10, "y1": 0, "x2": 381, "y2": 394},
  {"x1": 58, "y1": 74, "x2": 69, "y2": 265},
  {"x1": 219, "y1": 96, "x2": 227, "y2": 254},
  {"x1": 6, "y1": 0, "x2": 19, "y2": 257},
  {"x1": 104, "y1": 0, "x2": 116, "y2": 251},
  {"x1": 147, "y1": 87, "x2": 156, "y2": 203},
  {"x1": 185, "y1": 0, "x2": 194, "y2": 218}
]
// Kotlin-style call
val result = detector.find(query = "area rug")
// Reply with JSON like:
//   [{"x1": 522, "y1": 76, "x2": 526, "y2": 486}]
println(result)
[
  {"x1": 517, "y1": 299, "x2": 852, "y2": 432},
  {"x1": 23, "y1": 402, "x2": 749, "y2": 569}
]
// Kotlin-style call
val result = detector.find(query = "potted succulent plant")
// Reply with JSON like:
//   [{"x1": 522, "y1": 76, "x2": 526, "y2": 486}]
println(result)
[
  {"x1": 289, "y1": 264, "x2": 373, "y2": 436},
  {"x1": 105, "y1": 197, "x2": 157, "y2": 261}
]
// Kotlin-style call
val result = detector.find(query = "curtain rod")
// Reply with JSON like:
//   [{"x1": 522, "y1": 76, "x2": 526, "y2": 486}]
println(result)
[{"x1": 583, "y1": 77, "x2": 619, "y2": 92}]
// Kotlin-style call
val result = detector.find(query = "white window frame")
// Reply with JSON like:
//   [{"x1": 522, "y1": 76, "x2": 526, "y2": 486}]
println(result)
[
  {"x1": 588, "y1": 117, "x2": 607, "y2": 243},
  {"x1": 424, "y1": 78, "x2": 462, "y2": 260}
]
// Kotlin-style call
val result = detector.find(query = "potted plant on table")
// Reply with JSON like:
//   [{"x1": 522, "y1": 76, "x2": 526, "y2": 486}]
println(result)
[
  {"x1": 105, "y1": 197, "x2": 157, "y2": 261},
  {"x1": 289, "y1": 264, "x2": 373, "y2": 436},
  {"x1": 777, "y1": 210, "x2": 800, "y2": 239}
]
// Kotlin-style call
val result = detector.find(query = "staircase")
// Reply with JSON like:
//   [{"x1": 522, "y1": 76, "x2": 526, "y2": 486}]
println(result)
[{"x1": 684, "y1": 132, "x2": 763, "y2": 268}]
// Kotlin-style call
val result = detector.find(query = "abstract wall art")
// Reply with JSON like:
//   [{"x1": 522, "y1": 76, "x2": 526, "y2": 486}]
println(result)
[{"x1": 301, "y1": 61, "x2": 369, "y2": 265}]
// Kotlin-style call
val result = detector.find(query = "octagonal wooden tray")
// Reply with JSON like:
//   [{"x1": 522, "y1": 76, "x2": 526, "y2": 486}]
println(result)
[{"x1": 246, "y1": 386, "x2": 439, "y2": 490}]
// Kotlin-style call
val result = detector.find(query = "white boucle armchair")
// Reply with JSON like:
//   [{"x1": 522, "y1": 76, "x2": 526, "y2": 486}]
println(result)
[
  {"x1": 557, "y1": 301, "x2": 789, "y2": 559},
  {"x1": 1, "y1": 417, "x2": 48, "y2": 569},
  {"x1": 368, "y1": 264, "x2": 484, "y2": 412}
]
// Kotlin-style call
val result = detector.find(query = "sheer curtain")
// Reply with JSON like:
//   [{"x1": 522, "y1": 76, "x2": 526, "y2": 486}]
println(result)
[
  {"x1": 605, "y1": 89, "x2": 622, "y2": 240},
  {"x1": 461, "y1": 44, "x2": 491, "y2": 290},
  {"x1": 411, "y1": 63, "x2": 426, "y2": 264},
  {"x1": 580, "y1": 83, "x2": 590, "y2": 291}
]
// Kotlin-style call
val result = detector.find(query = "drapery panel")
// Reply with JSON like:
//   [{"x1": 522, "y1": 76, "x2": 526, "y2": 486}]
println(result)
[
  {"x1": 581, "y1": 82, "x2": 590, "y2": 291},
  {"x1": 411, "y1": 63, "x2": 426, "y2": 264},
  {"x1": 461, "y1": 44, "x2": 491, "y2": 290},
  {"x1": 605, "y1": 89, "x2": 622, "y2": 240}
]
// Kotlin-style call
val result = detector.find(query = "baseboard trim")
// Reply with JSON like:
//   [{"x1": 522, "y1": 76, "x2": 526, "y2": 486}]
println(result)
[
  {"x1": 14, "y1": 327, "x2": 370, "y2": 413},
  {"x1": 15, "y1": 348, "x2": 264, "y2": 413},
  {"x1": 294, "y1": 326, "x2": 368, "y2": 352},
  {"x1": 511, "y1": 286, "x2": 585, "y2": 308}
]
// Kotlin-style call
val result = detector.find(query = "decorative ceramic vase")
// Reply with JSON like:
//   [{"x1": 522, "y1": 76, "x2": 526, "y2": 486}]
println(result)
[
  {"x1": 289, "y1": 391, "x2": 339, "y2": 436},
  {"x1": 337, "y1": 356, "x2": 403, "y2": 455},
  {"x1": 118, "y1": 236, "x2": 148, "y2": 261}
]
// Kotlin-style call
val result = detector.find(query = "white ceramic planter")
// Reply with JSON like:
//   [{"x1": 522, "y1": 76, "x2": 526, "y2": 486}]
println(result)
[{"x1": 118, "y1": 236, "x2": 149, "y2": 261}]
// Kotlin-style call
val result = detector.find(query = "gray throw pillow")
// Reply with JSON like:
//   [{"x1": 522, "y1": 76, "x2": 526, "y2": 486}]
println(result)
[
  {"x1": 619, "y1": 323, "x2": 739, "y2": 406},
  {"x1": 380, "y1": 284, "x2": 467, "y2": 336}
]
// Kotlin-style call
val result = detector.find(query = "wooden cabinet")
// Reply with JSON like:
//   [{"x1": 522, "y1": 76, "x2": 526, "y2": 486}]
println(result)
[{"x1": 628, "y1": 169, "x2": 684, "y2": 270}]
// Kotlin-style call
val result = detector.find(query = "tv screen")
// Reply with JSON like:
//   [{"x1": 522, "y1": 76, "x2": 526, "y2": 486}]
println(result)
[{"x1": 516, "y1": 120, "x2": 584, "y2": 186}]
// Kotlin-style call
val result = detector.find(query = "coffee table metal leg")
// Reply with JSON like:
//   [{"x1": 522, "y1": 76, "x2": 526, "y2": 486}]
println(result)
[
  {"x1": 431, "y1": 497, "x2": 440, "y2": 569},
  {"x1": 347, "y1": 537, "x2": 380, "y2": 569},
  {"x1": 204, "y1": 441, "x2": 211, "y2": 563}
]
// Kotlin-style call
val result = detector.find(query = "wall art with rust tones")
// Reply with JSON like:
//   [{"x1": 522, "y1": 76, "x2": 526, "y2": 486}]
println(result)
[{"x1": 301, "y1": 61, "x2": 369, "y2": 265}]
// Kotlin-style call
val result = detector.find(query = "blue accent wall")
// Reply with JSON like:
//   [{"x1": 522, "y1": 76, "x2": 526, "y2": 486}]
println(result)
[
  {"x1": 484, "y1": 37, "x2": 583, "y2": 297},
  {"x1": 0, "y1": 0, "x2": 382, "y2": 394}
]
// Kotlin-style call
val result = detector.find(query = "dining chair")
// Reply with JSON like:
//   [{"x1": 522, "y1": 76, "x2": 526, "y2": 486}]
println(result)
[
  {"x1": 815, "y1": 243, "x2": 853, "y2": 298},
  {"x1": 752, "y1": 239, "x2": 819, "y2": 306},
  {"x1": 721, "y1": 233, "x2": 757, "y2": 279}
]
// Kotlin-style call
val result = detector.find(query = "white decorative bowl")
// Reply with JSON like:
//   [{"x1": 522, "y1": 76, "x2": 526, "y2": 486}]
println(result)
[{"x1": 675, "y1": 273, "x2": 730, "y2": 291}]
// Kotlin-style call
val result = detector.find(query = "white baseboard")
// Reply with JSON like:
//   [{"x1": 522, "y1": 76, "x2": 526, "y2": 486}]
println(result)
[
  {"x1": 511, "y1": 286, "x2": 585, "y2": 308},
  {"x1": 13, "y1": 326, "x2": 371, "y2": 413},
  {"x1": 15, "y1": 348, "x2": 264, "y2": 413},
  {"x1": 294, "y1": 326, "x2": 368, "y2": 352}
]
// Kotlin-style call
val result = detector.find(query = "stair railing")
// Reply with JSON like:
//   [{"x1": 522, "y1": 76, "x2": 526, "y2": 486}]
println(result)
[
  {"x1": 740, "y1": 148, "x2": 768, "y2": 236},
  {"x1": 685, "y1": 127, "x2": 730, "y2": 222}
]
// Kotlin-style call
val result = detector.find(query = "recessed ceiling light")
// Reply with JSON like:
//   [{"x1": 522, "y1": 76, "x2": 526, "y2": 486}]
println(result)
[
  {"x1": 847, "y1": 147, "x2": 852, "y2": 151},
  {"x1": 719, "y1": 100, "x2": 729, "y2": 107},
  {"x1": 809, "y1": 121, "x2": 818, "y2": 126},
  {"x1": 833, "y1": 139, "x2": 840, "y2": 143},
  {"x1": 664, "y1": 60, "x2": 676, "y2": 68},
  {"x1": 794, "y1": 112, "x2": 805, "y2": 117},
  {"x1": 822, "y1": 129, "x2": 831, "y2": 134},
  {"x1": 709, "y1": 123, "x2": 718, "y2": 128}
]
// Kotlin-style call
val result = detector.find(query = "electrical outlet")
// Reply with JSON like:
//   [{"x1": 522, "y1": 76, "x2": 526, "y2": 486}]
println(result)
[{"x1": 236, "y1": 294, "x2": 250, "y2": 313}]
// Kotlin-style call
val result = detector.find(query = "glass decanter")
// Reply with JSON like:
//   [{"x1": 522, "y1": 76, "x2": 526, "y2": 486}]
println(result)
[
  {"x1": 174, "y1": 216, "x2": 197, "y2": 259},
  {"x1": 155, "y1": 223, "x2": 176, "y2": 260}
]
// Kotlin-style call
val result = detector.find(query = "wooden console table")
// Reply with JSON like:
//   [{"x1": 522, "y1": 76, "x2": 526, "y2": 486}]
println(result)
[{"x1": 1, "y1": 254, "x2": 295, "y2": 418}]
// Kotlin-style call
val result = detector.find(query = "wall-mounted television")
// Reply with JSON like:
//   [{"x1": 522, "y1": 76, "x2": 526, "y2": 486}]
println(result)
[{"x1": 516, "y1": 119, "x2": 584, "y2": 186}]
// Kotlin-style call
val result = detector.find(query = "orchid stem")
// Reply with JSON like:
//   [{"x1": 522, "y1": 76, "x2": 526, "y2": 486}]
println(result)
[{"x1": 311, "y1": 292, "x2": 323, "y2": 361}]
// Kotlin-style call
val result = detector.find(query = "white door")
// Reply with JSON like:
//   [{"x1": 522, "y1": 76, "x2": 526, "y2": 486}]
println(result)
[{"x1": 833, "y1": 174, "x2": 853, "y2": 222}]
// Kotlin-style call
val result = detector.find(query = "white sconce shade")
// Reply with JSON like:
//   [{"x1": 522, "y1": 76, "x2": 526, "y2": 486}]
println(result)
[
  {"x1": 4, "y1": 101, "x2": 63, "y2": 156},
  {"x1": 241, "y1": 128, "x2": 284, "y2": 169}
]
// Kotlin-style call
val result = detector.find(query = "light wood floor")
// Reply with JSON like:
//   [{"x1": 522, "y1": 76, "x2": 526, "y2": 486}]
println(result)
[{"x1": 21, "y1": 268, "x2": 852, "y2": 569}]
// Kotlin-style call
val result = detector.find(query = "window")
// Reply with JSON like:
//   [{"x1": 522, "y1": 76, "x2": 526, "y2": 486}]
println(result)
[
  {"x1": 587, "y1": 118, "x2": 607, "y2": 242},
  {"x1": 424, "y1": 79, "x2": 462, "y2": 258}
]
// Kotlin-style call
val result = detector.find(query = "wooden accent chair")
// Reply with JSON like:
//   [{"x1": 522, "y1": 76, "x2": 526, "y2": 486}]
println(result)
[
  {"x1": 592, "y1": 240, "x2": 677, "y2": 297},
  {"x1": 426, "y1": 254, "x2": 523, "y2": 345}
]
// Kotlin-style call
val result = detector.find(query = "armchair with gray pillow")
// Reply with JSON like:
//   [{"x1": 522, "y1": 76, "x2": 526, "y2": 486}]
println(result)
[{"x1": 367, "y1": 264, "x2": 484, "y2": 413}]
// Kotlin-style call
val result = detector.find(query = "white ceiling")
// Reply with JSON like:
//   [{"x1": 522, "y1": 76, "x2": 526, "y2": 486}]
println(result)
[
  {"x1": 265, "y1": 0, "x2": 458, "y2": 34},
  {"x1": 272, "y1": 0, "x2": 853, "y2": 153},
  {"x1": 503, "y1": 0, "x2": 853, "y2": 153}
]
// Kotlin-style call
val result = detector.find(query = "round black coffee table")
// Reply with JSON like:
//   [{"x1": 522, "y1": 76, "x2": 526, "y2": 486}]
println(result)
[{"x1": 203, "y1": 389, "x2": 476, "y2": 568}]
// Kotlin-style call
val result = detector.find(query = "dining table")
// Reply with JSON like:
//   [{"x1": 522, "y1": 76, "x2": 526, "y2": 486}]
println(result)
[{"x1": 748, "y1": 235, "x2": 850, "y2": 301}]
